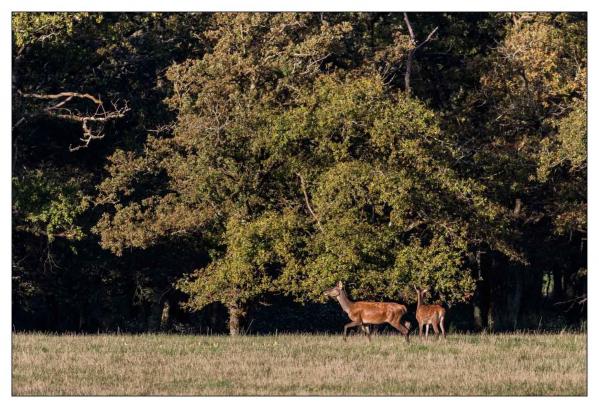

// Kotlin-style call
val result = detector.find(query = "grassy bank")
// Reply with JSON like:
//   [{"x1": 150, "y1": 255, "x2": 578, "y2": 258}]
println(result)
[{"x1": 12, "y1": 332, "x2": 586, "y2": 396}]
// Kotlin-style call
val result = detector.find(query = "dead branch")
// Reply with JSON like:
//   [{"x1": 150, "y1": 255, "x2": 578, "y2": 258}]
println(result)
[
  {"x1": 20, "y1": 91, "x2": 102, "y2": 105},
  {"x1": 15, "y1": 225, "x2": 73, "y2": 239},
  {"x1": 554, "y1": 295, "x2": 587, "y2": 312},
  {"x1": 296, "y1": 172, "x2": 324, "y2": 233},
  {"x1": 146, "y1": 122, "x2": 176, "y2": 135},
  {"x1": 513, "y1": 198, "x2": 522, "y2": 217},
  {"x1": 12, "y1": 117, "x2": 26, "y2": 131},
  {"x1": 51, "y1": 107, "x2": 128, "y2": 123},
  {"x1": 554, "y1": 295, "x2": 587, "y2": 306},
  {"x1": 403, "y1": 13, "x2": 439, "y2": 94},
  {"x1": 19, "y1": 91, "x2": 130, "y2": 151},
  {"x1": 403, "y1": 13, "x2": 416, "y2": 43}
]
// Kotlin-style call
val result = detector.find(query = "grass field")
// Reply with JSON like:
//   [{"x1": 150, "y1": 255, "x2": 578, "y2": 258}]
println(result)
[{"x1": 12, "y1": 332, "x2": 586, "y2": 396}]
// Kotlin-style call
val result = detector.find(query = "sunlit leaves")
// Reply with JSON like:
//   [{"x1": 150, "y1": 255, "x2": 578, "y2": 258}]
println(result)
[{"x1": 13, "y1": 169, "x2": 90, "y2": 241}]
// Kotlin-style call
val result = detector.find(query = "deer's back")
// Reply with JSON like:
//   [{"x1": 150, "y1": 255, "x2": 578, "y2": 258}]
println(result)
[
  {"x1": 416, "y1": 304, "x2": 445, "y2": 322},
  {"x1": 350, "y1": 301, "x2": 407, "y2": 324}
]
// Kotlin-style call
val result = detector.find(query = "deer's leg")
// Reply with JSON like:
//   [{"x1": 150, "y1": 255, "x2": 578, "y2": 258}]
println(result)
[
  {"x1": 343, "y1": 321, "x2": 362, "y2": 340},
  {"x1": 403, "y1": 320, "x2": 411, "y2": 342},
  {"x1": 418, "y1": 322, "x2": 423, "y2": 337},
  {"x1": 432, "y1": 320, "x2": 440, "y2": 338},
  {"x1": 425, "y1": 323, "x2": 430, "y2": 338},
  {"x1": 389, "y1": 320, "x2": 410, "y2": 343},
  {"x1": 363, "y1": 325, "x2": 372, "y2": 342},
  {"x1": 401, "y1": 322, "x2": 410, "y2": 343},
  {"x1": 440, "y1": 316, "x2": 446, "y2": 338}
]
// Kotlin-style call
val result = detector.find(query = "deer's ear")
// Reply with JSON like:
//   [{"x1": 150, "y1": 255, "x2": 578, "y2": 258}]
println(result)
[
  {"x1": 338, "y1": 281, "x2": 343, "y2": 289},
  {"x1": 422, "y1": 288, "x2": 429, "y2": 294}
]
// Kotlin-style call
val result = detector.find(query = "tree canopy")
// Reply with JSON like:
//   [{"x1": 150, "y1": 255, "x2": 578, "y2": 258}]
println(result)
[{"x1": 13, "y1": 12, "x2": 586, "y2": 334}]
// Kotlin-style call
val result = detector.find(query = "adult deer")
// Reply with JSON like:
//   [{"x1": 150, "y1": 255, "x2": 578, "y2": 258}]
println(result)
[
  {"x1": 323, "y1": 281, "x2": 410, "y2": 342},
  {"x1": 414, "y1": 286, "x2": 446, "y2": 339}
]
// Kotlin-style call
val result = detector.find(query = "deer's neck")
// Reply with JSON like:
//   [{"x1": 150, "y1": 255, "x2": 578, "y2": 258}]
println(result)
[
  {"x1": 416, "y1": 293, "x2": 422, "y2": 310},
  {"x1": 336, "y1": 290, "x2": 354, "y2": 314}
]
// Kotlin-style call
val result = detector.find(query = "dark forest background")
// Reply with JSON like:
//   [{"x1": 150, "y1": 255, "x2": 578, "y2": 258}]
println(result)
[{"x1": 12, "y1": 12, "x2": 587, "y2": 335}]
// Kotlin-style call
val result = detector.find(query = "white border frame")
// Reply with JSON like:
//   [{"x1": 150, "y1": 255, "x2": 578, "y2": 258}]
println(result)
[{"x1": 1, "y1": 1, "x2": 594, "y2": 407}]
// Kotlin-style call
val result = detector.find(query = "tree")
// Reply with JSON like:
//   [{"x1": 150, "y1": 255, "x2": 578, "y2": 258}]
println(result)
[
  {"x1": 12, "y1": 12, "x2": 211, "y2": 331},
  {"x1": 13, "y1": 12, "x2": 587, "y2": 334},
  {"x1": 96, "y1": 13, "x2": 519, "y2": 333},
  {"x1": 95, "y1": 13, "x2": 360, "y2": 333},
  {"x1": 450, "y1": 12, "x2": 587, "y2": 328}
]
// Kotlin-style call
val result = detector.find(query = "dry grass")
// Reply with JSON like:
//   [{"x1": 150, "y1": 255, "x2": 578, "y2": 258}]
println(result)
[{"x1": 12, "y1": 332, "x2": 586, "y2": 396}]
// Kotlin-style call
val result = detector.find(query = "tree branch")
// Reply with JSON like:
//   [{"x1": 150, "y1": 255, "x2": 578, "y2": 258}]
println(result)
[
  {"x1": 415, "y1": 26, "x2": 439, "y2": 52},
  {"x1": 403, "y1": 13, "x2": 439, "y2": 94},
  {"x1": 296, "y1": 173, "x2": 324, "y2": 233},
  {"x1": 513, "y1": 198, "x2": 522, "y2": 217},
  {"x1": 20, "y1": 91, "x2": 102, "y2": 105},
  {"x1": 12, "y1": 117, "x2": 26, "y2": 131},
  {"x1": 18, "y1": 91, "x2": 130, "y2": 151},
  {"x1": 403, "y1": 12, "x2": 416, "y2": 44}
]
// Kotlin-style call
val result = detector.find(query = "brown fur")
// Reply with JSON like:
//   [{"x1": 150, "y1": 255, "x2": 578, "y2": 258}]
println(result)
[
  {"x1": 324, "y1": 282, "x2": 410, "y2": 342},
  {"x1": 414, "y1": 286, "x2": 446, "y2": 339}
]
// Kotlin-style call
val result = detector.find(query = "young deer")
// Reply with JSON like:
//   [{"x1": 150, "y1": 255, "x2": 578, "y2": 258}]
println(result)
[
  {"x1": 414, "y1": 286, "x2": 446, "y2": 339},
  {"x1": 324, "y1": 281, "x2": 410, "y2": 342}
]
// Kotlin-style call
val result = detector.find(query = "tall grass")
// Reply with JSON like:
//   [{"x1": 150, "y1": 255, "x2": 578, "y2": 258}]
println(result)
[{"x1": 12, "y1": 332, "x2": 586, "y2": 396}]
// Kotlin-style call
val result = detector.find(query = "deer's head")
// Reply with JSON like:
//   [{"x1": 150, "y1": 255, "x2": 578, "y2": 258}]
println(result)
[
  {"x1": 323, "y1": 281, "x2": 344, "y2": 298},
  {"x1": 413, "y1": 285, "x2": 429, "y2": 298}
]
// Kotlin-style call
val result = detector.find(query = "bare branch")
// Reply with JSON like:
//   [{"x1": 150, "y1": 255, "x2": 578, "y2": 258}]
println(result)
[
  {"x1": 296, "y1": 172, "x2": 324, "y2": 233},
  {"x1": 146, "y1": 122, "x2": 176, "y2": 135},
  {"x1": 51, "y1": 106, "x2": 128, "y2": 123},
  {"x1": 14, "y1": 225, "x2": 74, "y2": 239},
  {"x1": 403, "y1": 13, "x2": 416, "y2": 44},
  {"x1": 69, "y1": 119, "x2": 105, "y2": 152},
  {"x1": 415, "y1": 26, "x2": 439, "y2": 52},
  {"x1": 20, "y1": 91, "x2": 102, "y2": 105},
  {"x1": 18, "y1": 90, "x2": 130, "y2": 151},
  {"x1": 513, "y1": 198, "x2": 522, "y2": 217},
  {"x1": 12, "y1": 117, "x2": 26, "y2": 131},
  {"x1": 403, "y1": 13, "x2": 439, "y2": 94}
]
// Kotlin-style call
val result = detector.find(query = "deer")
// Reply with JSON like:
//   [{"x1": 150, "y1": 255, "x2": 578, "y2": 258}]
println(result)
[
  {"x1": 323, "y1": 281, "x2": 410, "y2": 342},
  {"x1": 414, "y1": 285, "x2": 446, "y2": 339}
]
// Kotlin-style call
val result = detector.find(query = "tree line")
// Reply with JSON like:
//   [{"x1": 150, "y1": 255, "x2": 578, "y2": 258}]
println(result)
[{"x1": 12, "y1": 12, "x2": 586, "y2": 335}]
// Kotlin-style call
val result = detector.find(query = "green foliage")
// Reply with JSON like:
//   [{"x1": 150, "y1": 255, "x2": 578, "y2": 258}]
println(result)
[
  {"x1": 540, "y1": 103, "x2": 587, "y2": 178},
  {"x1": 391, "y1": 237, "x2": 475, "y2": 304},
  {"x1": 12, "y1": 12, "x2": 98, "y2": 49},
  {"x1": 476, "y1": 13, "x2": 586, "y2": 238},
  {"x1": 12, "y1": 12, "x2": 587, "y2": 333},
  {"x1": 177, "y1": 210, "x2": 307, "y2": 310},
  {"x1": 12, "y1": 12, "x2": 212, "y2": 332},
  {"x1": 96, "y1": 13, "x2": 567, "y2": 319},
  {"x1": 13, "y1": 169, "x2": 89, "y2": 241}
]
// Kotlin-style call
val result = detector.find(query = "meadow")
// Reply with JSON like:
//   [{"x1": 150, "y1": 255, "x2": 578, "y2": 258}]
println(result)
[{"x1": 12, "y1": 332, "x2": 586, "y2": 396}]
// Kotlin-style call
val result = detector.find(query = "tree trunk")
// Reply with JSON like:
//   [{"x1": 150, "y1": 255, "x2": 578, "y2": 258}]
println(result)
[
  {"x1": 473, "y1": 304, "x2": 484, "y2": 330},
  {"x1": 487, "y1": 301, "x2": 495, "y2": 330},
  {"x1": 506, "y1": 266, "x2": 523, "y2": 329},
  {"x1": 228, "y1": 304, "x2": 246, "y2": 336},
  {"x1": 489, "y1": 262, "x2": 523, "y2": 331},
  {"x1": 78, "y1": 308, "x2": 85, "y2": 331},
  {"x1": 473, "y1": 275, "x2": 490, "y2": 331},
  {"x1": 160, "y1": 299, "x2": 171, "y2": 331},
  {"x1": 147, "y1": 299, "x2": 163, "y2": 332}
]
